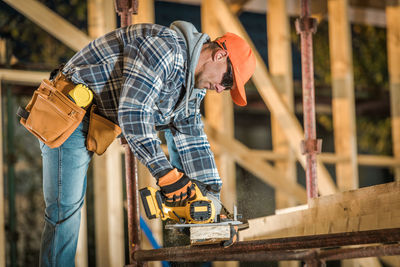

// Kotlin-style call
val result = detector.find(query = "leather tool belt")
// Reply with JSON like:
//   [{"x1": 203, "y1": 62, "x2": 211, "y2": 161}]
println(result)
[{"x1": 18, "y1": 73, "x2": 121, "y2": 155}]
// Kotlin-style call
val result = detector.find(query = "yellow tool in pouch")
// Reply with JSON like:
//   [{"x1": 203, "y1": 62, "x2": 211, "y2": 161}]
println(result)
[
  {"x1": 68, "y1": 84, "x2": 93, "y2": 108},
  {"x1": 18, "y1": 79, "x2": 86, "y2": 148}
]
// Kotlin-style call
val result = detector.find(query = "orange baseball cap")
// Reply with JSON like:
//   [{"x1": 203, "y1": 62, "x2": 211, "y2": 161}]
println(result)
[{"x1": 216, "y1": 33, "x2": 256, "y2": 106}]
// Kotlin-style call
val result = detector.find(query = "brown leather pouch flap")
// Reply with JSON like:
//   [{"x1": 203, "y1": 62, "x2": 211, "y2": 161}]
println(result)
[
  {"x1": 20, "y1": 79, "x2": 85, "y2": 148},
  {"x1": 86, "y1": 105, "x2": 122, "y2": 155}
]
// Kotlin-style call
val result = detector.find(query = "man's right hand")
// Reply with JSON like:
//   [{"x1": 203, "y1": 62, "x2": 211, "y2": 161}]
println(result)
[{"x1": 157, "y1": 169, "x2": 195, "y2": 203}]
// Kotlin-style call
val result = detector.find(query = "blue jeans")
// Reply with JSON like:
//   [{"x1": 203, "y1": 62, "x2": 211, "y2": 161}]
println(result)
[{"x1": 39, "y1": 117, "x2": 93, "y2": 267}]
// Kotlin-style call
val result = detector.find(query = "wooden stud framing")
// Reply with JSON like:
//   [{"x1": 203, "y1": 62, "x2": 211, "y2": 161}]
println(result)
[
  {"x1": 328, "y1": 0, "x2": 359, "y2": 191},
  {"x1": 386, "y1": 1, "x2": 400, "y2": 181},
  {"x1": 2, "y1": 0, "x2": 92, "y2": 52},
  {"x1": 211, "y1": 0, "x2": 337, "y2": 196},
  {"x1": 267, "y1": 0, "x2": 297, "y2": 210}
]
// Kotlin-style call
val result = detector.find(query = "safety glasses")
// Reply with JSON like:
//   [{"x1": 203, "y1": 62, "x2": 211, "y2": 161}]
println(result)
[{"x1": 220, "y1": 41, "x2": 234, "y2": 90}]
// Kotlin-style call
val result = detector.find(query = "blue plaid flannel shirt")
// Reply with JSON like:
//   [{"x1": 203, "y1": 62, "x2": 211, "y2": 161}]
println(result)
[{"x1": 63, "y1": 23, "x2": 222, "y2": 189}]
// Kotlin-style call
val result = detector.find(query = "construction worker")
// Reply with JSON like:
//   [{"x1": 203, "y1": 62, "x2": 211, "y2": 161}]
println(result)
[{"x1": 38, "y1": 21, "x2": 255, "y2": 266}]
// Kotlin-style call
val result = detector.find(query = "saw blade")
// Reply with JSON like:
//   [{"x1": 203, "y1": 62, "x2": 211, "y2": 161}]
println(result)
[{"x1": 165, "y1": 220, "x2": 247, "y2": 229}]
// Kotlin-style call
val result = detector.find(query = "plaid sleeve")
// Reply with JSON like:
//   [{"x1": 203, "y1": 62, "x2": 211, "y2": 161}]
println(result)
[
  {"x1": 118, "y1": 36, "x2": 179, "y2": 178},
  {"x1": 172, "y1": 114, "x2": 222, "y2": 190}
]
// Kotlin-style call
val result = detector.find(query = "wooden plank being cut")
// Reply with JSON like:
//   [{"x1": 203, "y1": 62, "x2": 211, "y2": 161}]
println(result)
[{"x1": 190, "y1": 225, "x2": 231, "y2": 245}]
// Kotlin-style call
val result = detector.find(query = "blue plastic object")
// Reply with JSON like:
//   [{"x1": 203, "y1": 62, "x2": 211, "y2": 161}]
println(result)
[{"x1": 140, "y1": 216, "x2": 170, "y2": 267}]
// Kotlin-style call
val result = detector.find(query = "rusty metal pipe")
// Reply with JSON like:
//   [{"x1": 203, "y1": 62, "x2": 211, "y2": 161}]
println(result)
[
  {"x1": 123, "y1": 141, "x2": 142, "y2": 265},
  {"x1": 318, "y1": 244, "x2": 400, "y2": 261},
  {"x1": 134, "y1": 228, "x2": 400, "y2": 262},
  {"x1": 114, "y1": 1, "x2": 142, "y2": 266},
  {"x1": 133, "y1": 244, "x2": 400, "y2": 262},
  {"x1": 114, "y1": 0, "x2": 138, "y2": 27},
  {"x1": 296, "y1": 0, "x2": 320, "y2": 201}
]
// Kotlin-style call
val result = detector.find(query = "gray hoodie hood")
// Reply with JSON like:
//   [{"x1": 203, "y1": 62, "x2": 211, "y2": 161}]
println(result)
[{"x1": 170, "y1": 21, "x2": 210, "y2": 116}]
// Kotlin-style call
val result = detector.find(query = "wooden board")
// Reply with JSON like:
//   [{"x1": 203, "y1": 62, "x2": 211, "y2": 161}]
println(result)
[
  {"x1": 3, "y1": 0, "x2": 92, "y2": 52},
  {"x1": 267, "y1": 0, "x2": 297, "y2": 210},
  {"x1": 328, "y1": 0, "x2": 359, "y2": 191},
  {"x1": 240, "y1": 181, "x2": 400, "y2": 241},
  {"x1": 190, "y1": 224, "x2": 231, "y2": 245}
]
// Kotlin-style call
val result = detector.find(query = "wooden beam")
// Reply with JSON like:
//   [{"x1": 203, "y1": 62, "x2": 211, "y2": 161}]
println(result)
[
  {"x1": 328, "y1": 0, "x2": 359, "y2": 191},
  {"x1": 251, "y1": 150, "x2": 400, "y2": 167},
  {"x1": 93, "y1": 140, "x2": 125, "y2": 267},
  {"x1": 267, "y1": 0, "x2": 297, "y2": 212},
  {"x1": 240, "y1": 181, "x2": 400, "y2": 241},
  {"x1": 0, "y1": 69, "x2": 48, "y2": 85},
  {"x1": 212, "y1": 0, "x2": 337, "y2": 196},
  {"x1": 88, "y1": 0, "x2": 117, "y2": 38},
  {"x1": 205, "y1": 121, "x2": 307, "y2": 203},
  {"x1": 131, "y1": 0, "x2": 154, "y2": 24},
  {"x1": 88, "y1": 2, "x2": 124, "y2": 266},
  {"x1": 386, "y1": 1, "x2": 400, "y2": 181},
  {"x1": 2, "y1": 0, "x2": 92, "y2": 51},
  {"x1": 357, "y1": 154, "x2": 400, "y2": 167}
]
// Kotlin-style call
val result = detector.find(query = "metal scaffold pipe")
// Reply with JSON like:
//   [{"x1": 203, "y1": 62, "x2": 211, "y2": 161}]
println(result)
[
  {"x1": 114, "y1": 1, "x2": 143, "y2": 266},
  {"x1": 296, "y1": 0, "x2": 321, "y2": 200},
  {"x1": 134, "y1": 228, "x2": 400, "y2": 262}
]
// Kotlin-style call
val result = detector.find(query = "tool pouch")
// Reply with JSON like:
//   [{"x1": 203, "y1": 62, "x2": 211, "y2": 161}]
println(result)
[
  {"x1": 86, "y1": 104, "x2": 121, "y2": 155},
  {"x1": 18, "y1": 79, "x2": 86, "y2": 148}
]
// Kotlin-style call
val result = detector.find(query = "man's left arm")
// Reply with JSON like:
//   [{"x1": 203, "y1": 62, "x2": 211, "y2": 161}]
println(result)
[{"x1": 170, "y1": 113, "x2": 222, "y2": 193}]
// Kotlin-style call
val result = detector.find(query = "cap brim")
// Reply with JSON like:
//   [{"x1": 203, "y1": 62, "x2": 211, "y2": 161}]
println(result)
[{"x1": 230, "y1": 64, "x2": 247, "y2": 106}]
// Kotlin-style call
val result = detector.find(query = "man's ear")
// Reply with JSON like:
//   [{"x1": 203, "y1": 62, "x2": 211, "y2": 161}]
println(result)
[{"x1": 213, "y1": 48, "x2": 229, "y2": 62}]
